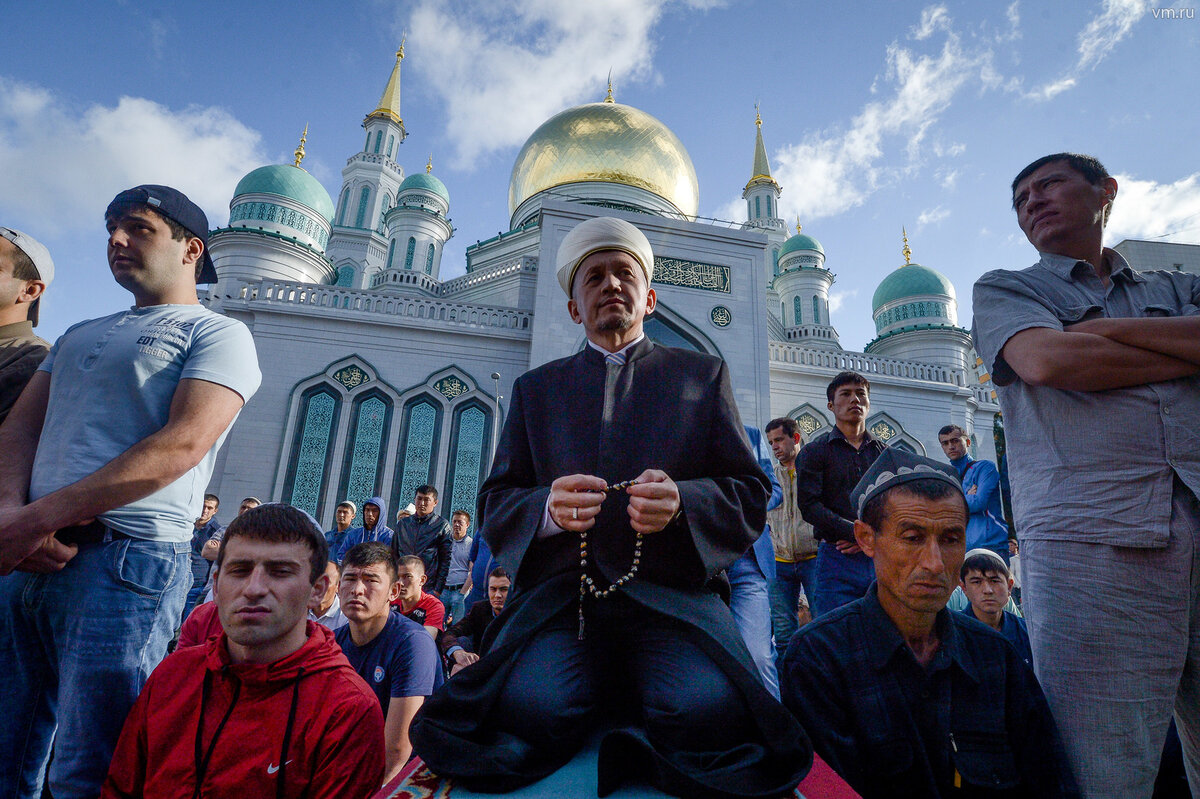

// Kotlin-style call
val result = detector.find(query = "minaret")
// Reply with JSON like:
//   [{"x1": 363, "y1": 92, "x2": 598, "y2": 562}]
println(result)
[
  {"x1": 325, "y1": 44, "x2": 409, "y2": 288},
  {"x1": 771, "y1": 219, "x2": 839, "y2": 348},
  {"x1": 741, "y1": 106, "x2": 787, "y2": 282},
  {"x1": 378, "y1": 154, "x2": 453, "y2": 286}
]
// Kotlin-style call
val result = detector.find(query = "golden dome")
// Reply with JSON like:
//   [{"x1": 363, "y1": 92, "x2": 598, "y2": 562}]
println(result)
[{"x1": 508, "y1": 102, "x2": 699, "y2": 220}]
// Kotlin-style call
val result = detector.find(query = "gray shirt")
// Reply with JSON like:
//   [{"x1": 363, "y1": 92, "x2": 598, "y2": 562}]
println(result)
[{"x1": 972, "y1": 249, "x2": 1200, "y2": 547}]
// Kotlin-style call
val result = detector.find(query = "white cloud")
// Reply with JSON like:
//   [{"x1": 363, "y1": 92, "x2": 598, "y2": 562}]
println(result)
[
  {"x1": 408, "y1": 0, "x2": 672, "y2": 169},
  {"x1": 762, "y1": 5, "x2": 987, "y2": 223},
  {"x1": 917, "y1": 206, "x2": 951, "y2": 227},
  {"x1": 0, "y1": 77, "x2": 266, "y2": 235},
  {"x1": 1027, "y1": 0, "x2": 1147, "y2": 100},
  {"x1": 829, "y1": 288, "x2": 858, "y2": 315},
  {"x1": 1106, "y1": 172, "x2": 1200, "y2": 243}
]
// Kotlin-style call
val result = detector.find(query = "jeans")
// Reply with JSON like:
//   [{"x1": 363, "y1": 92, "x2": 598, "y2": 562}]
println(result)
[
  {"x1": 811, "y1": 541, "x2": 874, "y2": 619},
  {"x1": 0, "y1": 538, "x2": 190, "y2": 799},
  {"x1": 727, "y1": 553, "x2": 780, "y2": 699},
  {"x1": 768, "y1": 557, "x2": 817, "y2": 659},
  {"x1": 443, "y1": 585, "x2": 467, "y2": 626}
]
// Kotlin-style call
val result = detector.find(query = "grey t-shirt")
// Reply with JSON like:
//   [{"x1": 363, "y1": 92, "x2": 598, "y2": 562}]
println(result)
[
  {"x1": 32, "y1": 304, "x2": 261, "y2": 542},
  {"x1": 972, "y1": 249, "x2": 1200, "y2": 547}
]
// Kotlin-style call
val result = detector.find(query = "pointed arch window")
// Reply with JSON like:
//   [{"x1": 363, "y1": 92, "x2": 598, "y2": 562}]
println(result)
[
  {"x1": 373, "y1": 130, "x2": 383, "y2": 154},
  {"x1": 354, "y1": 186, "x2": 371, "y2": 228},
  {"x1": 642, "y1": 316, "x2": 708, "y2": 353},
  {"x1": 793, "y1": 296, "x2": 802, "y2": 326},
  {"x1": 386, "y1": 240, "x2": 396, "y2": 269},
  {"x1": 336, "y1": 265, "x2": 355, "y2": 287},
  {"x1": 766, "y1": 195, "x2": 773, "y2": 217},
  {"x1": 812, "y1": 296, "x2": 821, "y2": 325},
  {"x1": 392, "y1": 397, "x2": 441, "y2": 513},
  {"x1": 754, "y1": 196, "x2": 761, "y2": 219},
  {"x1": 337, "y1": 189, "x2": 351, "y2": 226},
  {"x1": 446, "y1": 402, "x2": 491, "y2": 521},
  {"x1": 379, "y1": 194, "x2": 391, "y2": 230},
  {"x1": 404, "y1": 237, "x2": 416, "y2": 269},
  {"x1": 283, "y1": 387, "x2": 341, "y2": 518},
  {"x1": 387, "y1": 135, "x2": 395, "y2": 158},
  {"x1": 338, "y1": 393, "x2": 392, "y2": 518},
  {"x1": 425, "y1": 243, "x2": 436, "y2": 274}
]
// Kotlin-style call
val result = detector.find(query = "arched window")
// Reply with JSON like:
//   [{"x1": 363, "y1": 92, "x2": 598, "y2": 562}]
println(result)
[
  {"x1": 747, "y1": 200, "x2": 753, "y2": 219},
  {"x1": 336, "y1": 265, "x2": 355, "y2": 287},
  {"x1": 772, "y1": 248, "x2": 780, "y2": 276},
  {"x1": 446, "y1": 403, "x2": 491, "y2": 522},
  {"x1": 386, "y1": 240, "x2": 396, "y2": 269},
  {"x1": 812, "y1": 296, "x2": 821, "y2": 325},
  {"x1": 404, "y1": 237, "x2": 416, "y2": 269},
  {"x1": 354, "y1": 186, "x2": 371, "y2": 228},
  {"x1": 338, "y1": 393, "x2": 391, "y2": 519},
  {"x1": 283, "y1": 387, "x2": 341, "y2": 518},
  {"x1": 780, "y1": 301, "x2": 785, "y2": 323},
  {"x1": 379, "y1": 194, "x2": 391, "y2": 229},
  {"x1": 373, "y1": 130, "x2": 383, "y2": 154},
  {"x1": 392, "y1": 397, "x2": 441, "y2": 512},
  {"x1": 425, "y1": 243, "x2": 435, "y2": 274},
  {"x1": 337, "y1": 188, "x2": 350, "y2": 226},
  {"x1": 642, "y1": 316, "x2": 709, "y2": 352},
  {"x1": 754, "y1": 196, "x2": 761, "y2": 219},
  {"x1": 793, "y1": 296, "x2": 802, "y2": 326},
  {"x1": 386, "y1": 135, "x2": 395, "y2": 158},
  {"x1": 766, "y1": 195, "x2": 773, "y2": 217}
]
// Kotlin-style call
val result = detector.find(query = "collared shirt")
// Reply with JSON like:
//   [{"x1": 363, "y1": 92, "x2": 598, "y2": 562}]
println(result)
[
  {"x1": 795, "y1": 426, "x2": 887, "y2": 542},
  {"x1": 780, "y1": 585, "x2": 1078, "y2": 798},
  {"x1": 973, "y1": 249, "x2": 1200, "y2": 547},
  {"x1": 309, "y1": 594, "x2": 349, "y2": 631}
]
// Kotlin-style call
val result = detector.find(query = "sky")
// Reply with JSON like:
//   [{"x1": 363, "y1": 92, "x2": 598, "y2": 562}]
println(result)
[{"x1": 3, "y1": 0, "x2": 1199, "y2": 351}]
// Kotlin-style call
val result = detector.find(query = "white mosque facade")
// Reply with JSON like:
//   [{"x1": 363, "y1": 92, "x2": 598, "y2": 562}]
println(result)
[{"x1": 203, "y1": 50, "x2": 1002, "y2": 528}]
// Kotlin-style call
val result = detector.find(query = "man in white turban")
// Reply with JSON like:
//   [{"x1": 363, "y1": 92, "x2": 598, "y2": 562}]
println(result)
[{"x1": 412, "y1": 216, "x2": 810, "y2": 798}]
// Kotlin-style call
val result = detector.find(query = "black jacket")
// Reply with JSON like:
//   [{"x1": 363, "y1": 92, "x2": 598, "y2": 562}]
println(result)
[{"x1": 392, "y1": 513, "x2": 453, "y2": 593}]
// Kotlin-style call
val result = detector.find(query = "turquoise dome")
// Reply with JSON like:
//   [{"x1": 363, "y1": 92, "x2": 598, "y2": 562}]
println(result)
[
  {"x1": 399, "y1": 172, "x2": 450, "y2": 204},
  {"x1": 872, "y1": 263, "x2": 956, "y2": 312},
  {"x1": 779, "y1": 233, "x2": 824, "y2": 258},
  {"x1": 234, "y1": 165, "x2": 335, "y2": 223}
]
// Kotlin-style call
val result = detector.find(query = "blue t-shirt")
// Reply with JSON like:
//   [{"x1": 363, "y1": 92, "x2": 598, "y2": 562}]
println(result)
[
  {"x1": 31, "y1": 304, "x2": 261, "y2": 542},
  {"x1": 336, "y1": 611, "x2": 443, "y2": 716},
  {"x1": 962, "y1": 605, "x2": 1033, "y2": 667}
]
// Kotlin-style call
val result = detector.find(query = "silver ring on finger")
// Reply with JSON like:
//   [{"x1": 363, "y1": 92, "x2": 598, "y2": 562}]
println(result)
[{"x1": 572, "y1": 506, "x2": 578, "y2": 521}]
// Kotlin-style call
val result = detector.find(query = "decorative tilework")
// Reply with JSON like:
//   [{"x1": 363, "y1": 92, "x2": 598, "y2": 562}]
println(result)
[
  {"x1": 289, "y1": 391, "x2": 336, "y2": 517},
  {"x1": 448, "y1": 407, "x2": 486, "y2": 524},
  {"x1": 652, "y1": 257, "x2": 731, "y2": 293},
  {"x1": 435, "y1": 376, "x2": 469, "y2": 400},
  {"x1": 343, "y1": 397, "x2": 388, "y2": 521}
]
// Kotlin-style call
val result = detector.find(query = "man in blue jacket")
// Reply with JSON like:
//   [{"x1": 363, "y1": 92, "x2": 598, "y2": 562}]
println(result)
[
  {"x1": 335, "y1": 496, "x2": 393, "y2": 561},
  {"x1": 938, "y1": 425, "x2": 1010, "y2": 563}
]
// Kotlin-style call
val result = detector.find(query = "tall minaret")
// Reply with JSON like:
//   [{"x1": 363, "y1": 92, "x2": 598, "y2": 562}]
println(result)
[
  {"x1": 741, "y1": 106, "x2": 787, "y2": 279},
  {"x1": 325, "y1": 43, "x2": 409, "y2": 288}
]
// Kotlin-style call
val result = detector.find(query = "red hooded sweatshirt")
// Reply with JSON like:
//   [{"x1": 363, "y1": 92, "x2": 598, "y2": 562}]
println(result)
[{"x1": 103, "y1": 621, "x2": 385, "y2": 799}]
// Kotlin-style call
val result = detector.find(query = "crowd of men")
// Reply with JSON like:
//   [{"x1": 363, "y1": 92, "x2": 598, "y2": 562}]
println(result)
[{"x1": 0, "y1": 151, "x2": 1196, "y2": 799}]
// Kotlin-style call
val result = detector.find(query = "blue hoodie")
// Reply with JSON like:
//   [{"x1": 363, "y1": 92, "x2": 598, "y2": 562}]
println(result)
[{"x1": 334, "y1": 496, "x2": 394, "y2": 562}]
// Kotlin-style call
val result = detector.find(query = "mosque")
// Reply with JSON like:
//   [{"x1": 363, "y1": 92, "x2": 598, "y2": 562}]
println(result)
[{"x1": 202, "y1": 47, "x2": 1001, "y2": 528}]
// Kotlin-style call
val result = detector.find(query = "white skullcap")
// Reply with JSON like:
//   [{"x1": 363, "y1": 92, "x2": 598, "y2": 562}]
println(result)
[
  {"x1": 555, "y1": 217, "x2": 654, "y2": 297},
  {"x1": 963, "y1": 548, "x2": 1010, "y2": 574}
]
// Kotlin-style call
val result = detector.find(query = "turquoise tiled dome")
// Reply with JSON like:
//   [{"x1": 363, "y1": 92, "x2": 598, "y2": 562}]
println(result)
[
  {"x1": 871, "y1": 264, "x2": 955, "y2": 312},
  {"x1": 398, "y1": 172, "x2": 450, "y2": 204},
  {"x1": 779, "y1": 233, "x2": 824, "y2": 258},
  {"x1": 234, "y1": 165, "x2": 335, "y2": 223}
]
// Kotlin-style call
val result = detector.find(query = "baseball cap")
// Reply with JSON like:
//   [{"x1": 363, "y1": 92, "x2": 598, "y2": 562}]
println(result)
[
  {"x1": 105, "y1": 185, "x2": 218, "y2": 284},
  {"x1": 0, "y1": 227, "x2": 55, "y2": 326}
]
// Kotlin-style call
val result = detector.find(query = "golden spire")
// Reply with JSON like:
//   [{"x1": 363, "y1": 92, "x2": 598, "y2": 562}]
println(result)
[
  {"x1": 426, "y1": 154, "x2": 433, "y2": 174},
  {"x1": 796, "y1": 217, "x2": 802, "y2": 234},
  {"x1": 365, "y1": 39, "x2": 405, "y2": 125},
  {"x1": 292, "y1": 123, "x2": 308, "y2": 168},
  {"x1": 605, "y1": 69, "x2": 614, "y2": 103},
  {"x1": 902, "y1": 227, "x2": 912, "y2": 265},
  {"x1": 755, "y1": 102, "x2": 762, "y2": 128},
  {"x1": 398, "y1": 34, "x2": 405, "y2": 62}
]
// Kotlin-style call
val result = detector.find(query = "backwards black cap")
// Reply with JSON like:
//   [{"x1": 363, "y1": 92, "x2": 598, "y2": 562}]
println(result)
[{"x1": 105, "y1": 184, "x2": 217, "y2": 284}]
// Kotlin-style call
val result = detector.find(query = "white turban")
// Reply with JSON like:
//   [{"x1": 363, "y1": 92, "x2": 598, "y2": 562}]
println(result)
[{"x1": 555, "y1": 217, "x2": 655, "y2": 297}]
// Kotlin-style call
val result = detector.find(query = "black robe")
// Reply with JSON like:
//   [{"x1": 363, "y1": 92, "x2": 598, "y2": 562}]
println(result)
[{"x1": 410, "y1": 339, "x2": 811, "y2": 797}]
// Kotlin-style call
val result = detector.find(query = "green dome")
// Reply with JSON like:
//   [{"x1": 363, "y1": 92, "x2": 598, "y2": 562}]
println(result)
[
  {"x1": 779, "y1": 233, "x2": 824, "y2": 258},
  {"x1": 872, "y1": 263, "x2": 956, "y2": 312},
  {"x1": 399, "y1": 172, "x2": 450, "y2": 204},
  {"x1": 234, "y1": 165, "x2": 335, "y2": 223}
]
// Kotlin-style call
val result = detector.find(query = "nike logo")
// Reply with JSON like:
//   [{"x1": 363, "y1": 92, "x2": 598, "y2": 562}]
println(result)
[{"x1": 266, "y1": 760, "x2": 293, "y2": 774}]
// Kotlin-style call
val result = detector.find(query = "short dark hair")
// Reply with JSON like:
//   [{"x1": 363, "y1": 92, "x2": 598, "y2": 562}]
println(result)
[
  {"x1": 104, "y1": 202, "x2": 206, "y2": 280},
  {"x1": 397, "y1": 554, "x2": 426, "y2": 574},
  {"x1": 216, "y1": 504, "x2": 328, "y2": 583},
  {"x1": 7, "y1": 245, "x2": 39, "y2": 281},
  {"x1": 341, "y1": 541, "x2": 397, "y2": 580},
  {"x1": 415, "y1": 484, "x2": 438, "y2": 500},
  {"x1": 826, "y1": 371, "x2": 870, "y2": 403},
  {"x1": 765, "y1": 417, "x2": 799, "y2": 438},
  {"x1": 1011, "y1": 153, "x2": 1111, "y2": 201},
  {"x1": 938, "y1": 424, "x2": 966, "y2": 438},
  {"x1": 203, "y1": 493, "x2": 220, "y2": 506},
  {"x1": 960, "y1": 552, "x2": 1012, "y2": 582},
  {"x1": 860, "y1": 478, "x2": 968, "y2": 532},
  {"x1": 452, "y1": 509, "x2": 471, "y2": 522},
  {"x1": 488, "y1": 566, "x2": 509, "y2": 582}
]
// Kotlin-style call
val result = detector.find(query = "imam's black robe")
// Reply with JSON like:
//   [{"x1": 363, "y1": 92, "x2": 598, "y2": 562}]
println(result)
[{"x1": 410, "y1": 338, "x2": 811, "y2": 798}]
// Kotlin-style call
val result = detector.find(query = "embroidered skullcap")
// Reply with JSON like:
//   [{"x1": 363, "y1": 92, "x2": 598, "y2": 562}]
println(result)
[
  {"x1": 963, "y1": 548, "x2": 1009, "y2": 573},
  {"x1": 555, "y1": 216, "x2": 654, "y2": 297},
  {"x1": 852, "y1": 447, "x2": 963, "y2": 519}
]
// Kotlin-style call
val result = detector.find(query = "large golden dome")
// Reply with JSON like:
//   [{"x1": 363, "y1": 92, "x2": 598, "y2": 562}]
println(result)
[{"x1": 508, "y1": 101, "x2": 699, "y2": 220}]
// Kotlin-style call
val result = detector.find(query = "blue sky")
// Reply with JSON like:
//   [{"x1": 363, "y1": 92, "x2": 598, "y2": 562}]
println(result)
[{"x1": 3, "y1": 0, "x2": 1198, "y2": 351}]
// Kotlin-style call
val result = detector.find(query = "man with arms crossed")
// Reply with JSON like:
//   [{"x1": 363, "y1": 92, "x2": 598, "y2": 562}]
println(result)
[
  {"x1": 337, "y1": 542, "x2": 443, "y2": 785},
  {"x1": 974, "y1": 152, "x2": 1200, "y2": 797},
  {"x1": 0, "y1": 185, "x2": 261, "y2": 799},
  {"x1": 102, "y1": 504, "x2": 385, "y2": 798}
]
